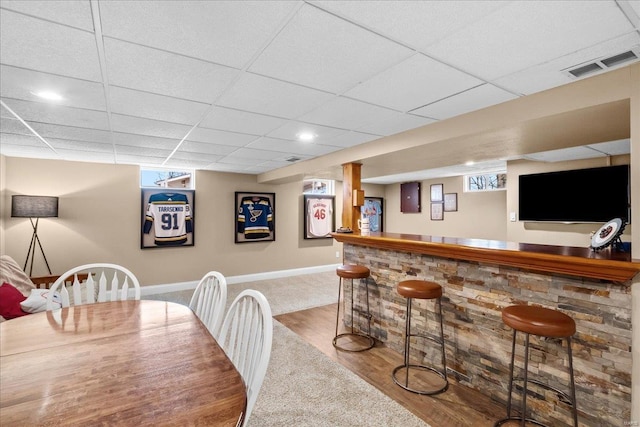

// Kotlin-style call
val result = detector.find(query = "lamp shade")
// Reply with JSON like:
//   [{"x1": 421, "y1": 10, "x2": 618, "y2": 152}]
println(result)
[{"x1": 11, "y1": 195, "x2": 59, "y2": 218}]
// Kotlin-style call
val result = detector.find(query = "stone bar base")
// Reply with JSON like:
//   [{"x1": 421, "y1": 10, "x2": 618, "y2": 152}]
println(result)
[{"x1": 342, "y1": 243, "x2": 632, "y2": 427}]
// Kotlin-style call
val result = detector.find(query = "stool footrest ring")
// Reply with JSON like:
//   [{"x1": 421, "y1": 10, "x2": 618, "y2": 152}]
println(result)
[
  {"x1": 333, "y1": 332, "x2": 375, "y2": 352},
  {"x1": 494, "y1": 416, "x2": 547, "y2": 427},
  {"x1": 392, "y1": 364, "x2": 449, "y2": 395},
  {"x1": 512, "y1": 377, "x2": 575, "y2": 407}
]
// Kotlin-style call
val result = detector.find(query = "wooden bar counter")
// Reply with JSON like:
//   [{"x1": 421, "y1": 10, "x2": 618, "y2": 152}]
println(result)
[{"x1": 332, "y1": 231, "x2": 639, "y2": 427}]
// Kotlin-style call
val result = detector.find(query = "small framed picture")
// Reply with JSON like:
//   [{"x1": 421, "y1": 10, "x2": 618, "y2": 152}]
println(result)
[
  {"x1": 430, "y1": 184, "x2": 443, "y2": 202},
  {"x1": 431, "y1": 202, "x2": 444, "y2": 221},
  {"x1": 444, "y1": 193, "x2": 458, "y2": 212},
  {"x1": 235, "y1": 192, "x2": 275, "y2": 243},
  {"x1": 304, "y1": 195, "x2": 335, "y2": 239}
]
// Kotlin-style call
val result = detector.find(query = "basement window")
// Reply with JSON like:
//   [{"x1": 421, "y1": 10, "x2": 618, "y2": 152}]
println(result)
[
  {"x1": 141, "y1": 168, "x2": 195, "y2": 189},
  {"x1": 464, "y1": 173, "x2": 506, "y2": 192},
  {"x1": 302, "y1": 179, "x2": 334, "y2": 195}
]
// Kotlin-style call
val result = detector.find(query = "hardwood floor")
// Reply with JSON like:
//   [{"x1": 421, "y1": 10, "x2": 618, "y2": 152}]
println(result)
[{"x1": 276, "y1": 303, "x2": 509, "y2": 427}]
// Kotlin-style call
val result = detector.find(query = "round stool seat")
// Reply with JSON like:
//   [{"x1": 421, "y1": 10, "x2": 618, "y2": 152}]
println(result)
[
  {"x1": 502, "y1": 305, "x2": 576, "y2": 338},
  {"x1": 397, "y1": 280, "x2": 442, "y2": 300},
  {"x1": 337, "y1": 264, "x2": 370, "y2": 279}
]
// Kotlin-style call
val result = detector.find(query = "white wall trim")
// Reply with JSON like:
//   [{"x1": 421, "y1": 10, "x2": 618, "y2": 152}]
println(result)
[{"x1": 139, "y1": 263, "x2": 340, "y2": 296}]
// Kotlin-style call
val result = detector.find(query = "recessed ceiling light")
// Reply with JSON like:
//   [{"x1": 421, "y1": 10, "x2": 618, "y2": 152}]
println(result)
[
  {"x1": 31, "y1": 91, "x2": 64, "y2": 101},
  {"x1": 296, "y1": 132, "x2": 316, "y2": 142},
  {"x1": 465, "y1": 161, "x2": 475, "y2": 166}
]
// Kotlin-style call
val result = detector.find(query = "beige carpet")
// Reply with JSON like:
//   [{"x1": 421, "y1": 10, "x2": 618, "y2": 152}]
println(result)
[{"x1": 147, "y1": 272, "x2": 430, "y2": 427}]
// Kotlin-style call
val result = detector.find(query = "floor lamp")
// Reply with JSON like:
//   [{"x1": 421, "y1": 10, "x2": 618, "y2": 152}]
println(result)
[{"x1": 11, "y1": 195, "x2": 59, "y2": 276}]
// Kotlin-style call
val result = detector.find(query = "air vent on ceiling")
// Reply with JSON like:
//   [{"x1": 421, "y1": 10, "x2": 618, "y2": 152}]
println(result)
[
  {"x1": 566, "y1": 48, "x2": 639, "y2": 79},
  {"x1": 568, "y1": 62, "x2": 603, "y2": 78},
  {"x1": 285, "y1": 156, "x2": 301, "y2": 162}
]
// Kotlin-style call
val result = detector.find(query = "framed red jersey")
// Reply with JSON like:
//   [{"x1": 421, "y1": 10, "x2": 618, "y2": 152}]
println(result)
[{"x1": 304, "y1": 195, "x2": 335, "y2": 239}]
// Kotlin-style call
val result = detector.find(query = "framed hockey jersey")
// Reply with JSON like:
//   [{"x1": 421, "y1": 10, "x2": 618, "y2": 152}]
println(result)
[
  {"x1": 304, "y1": 195, "x2": 335, "y2": 239},
  {"x1": 141, "y1": 189, "x2": 194, "y2": 249},
  {"x1": 235, "y1": 192, "x2": 275, "y2": 243}
]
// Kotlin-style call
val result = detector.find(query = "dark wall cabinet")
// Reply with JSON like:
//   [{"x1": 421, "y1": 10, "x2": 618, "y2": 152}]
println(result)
[{"x1": 400, "y1": 182, "x2": 421, "y2": 213}]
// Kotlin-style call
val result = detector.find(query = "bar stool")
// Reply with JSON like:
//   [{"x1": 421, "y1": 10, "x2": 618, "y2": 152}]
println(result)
[
  {"x1": 333, "y1": 264, "x2": 375, "y2": 352},
  {"x1": 496, "y1": 305, "x2": 578, "y2": 427},
  {"x1": 392, "y1": 279, "x2": 448, "y2": 395}
]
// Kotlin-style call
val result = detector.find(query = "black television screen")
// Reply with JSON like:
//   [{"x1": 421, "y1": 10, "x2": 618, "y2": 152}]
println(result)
[{"x1": 518, "y1": 165, "x2": 630, "y2": 223}]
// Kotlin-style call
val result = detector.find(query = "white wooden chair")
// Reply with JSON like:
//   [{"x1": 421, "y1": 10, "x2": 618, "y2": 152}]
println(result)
[
  {"x1": 46, "y1": 263, "x2": 141, "y2": 310},
  {"x1": 188, "y1": 271, "x2": 227, "y2": 339},
  {"x1": 218, "y1": 290, "x2": 273, "y2": 427}
]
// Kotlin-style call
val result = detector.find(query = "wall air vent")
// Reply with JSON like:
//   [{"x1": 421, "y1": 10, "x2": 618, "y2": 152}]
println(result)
[
  {"x1": 566, "y1": 47, "x2": 640, "y2": 79},
  {"x1": 285, "y1": 156, "x2": 301, "y2": 162}
]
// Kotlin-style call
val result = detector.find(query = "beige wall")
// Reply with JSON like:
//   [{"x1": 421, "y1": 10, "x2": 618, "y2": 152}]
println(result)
[
  {"x1": 0, "y1": 157, "x2": 344, "y2": 286},
  {"x1": 384, "y1": 176, "x2": 507, "y2": 240},
  {"x1": 0, "y1": 154, "x2": 6, "y2": 255},
  {"x1": 506, "y1": 155, "x2": 632, "y2": 247}
]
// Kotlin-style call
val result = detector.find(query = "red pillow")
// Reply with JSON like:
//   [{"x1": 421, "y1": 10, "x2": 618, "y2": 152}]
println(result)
[{"x1": 0, "y1": 282, "x2": 29, "y2": 319}]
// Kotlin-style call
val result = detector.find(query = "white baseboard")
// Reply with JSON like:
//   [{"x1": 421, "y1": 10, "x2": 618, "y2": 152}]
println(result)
[{"x1": 140, "y1": 263, "x2": 340, "y2": 296}]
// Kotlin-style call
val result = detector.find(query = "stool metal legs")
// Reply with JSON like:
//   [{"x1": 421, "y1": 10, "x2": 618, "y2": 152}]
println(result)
[
  {"x1": 333, "y1": 276, "x2": 375, "y2": 352},
  {"x1": 392, "y1": 296, "x2": 448, "y2": 395},
  {"x1": 495, "y1": 331, "x2": 578, "y2": 427}
]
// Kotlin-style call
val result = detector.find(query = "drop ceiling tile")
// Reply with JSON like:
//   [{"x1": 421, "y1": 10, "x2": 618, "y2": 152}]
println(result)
[
  {"x1": 411, "y1": 84, "x2": 517, "y2": 120},
  {"x1": 58, "y1": 150, "x2": 116, "y2": 163},
  {"x1": 104, "y1": 38, "x2": 239, "y2": 103},
  {"x1": 356, "y1": 112, "x2": 434, "y2": 136},
  {"x1": 218, "y1": 155, "x2": 264, "y2": 166},
  {"x1": 249, "y1": 3, "x2": 413, "y2": 93},
  {"x1": 111, "y1": 114, "x2": 192, "y2": 140},
  {"x1": 0, "y1": 132, "x2": 45, "y2": 147},
  {"x1": 216, "y1": 73, "x2": 334, "y2": 119},
  {"x1": 588, "y1": 138, "x2": 630, "y2": 156},
  {"x1": 223, "y1": 147, "x2": 287, "y2": 162},
  {"x1": 247, "y1": 137, "x2": 341, "y2": 157},
  {"x1": 47, "y1": 138, "x2": 114, "y2": 153},
  {"x1": 494, "y1": 32, "x2": 640, "y2": 95},
  {"x1": 171, "y1": 150, "x2": 222, "y2": 163},
  {"x1": 99, "y1": 1, "x2": 298, "y2": 68},
  {"x1": 180, "y1": 141, "x2": 238, "y2": 156},
  {"x1": 1, "y1": 117, "x2": 30, "y2": 135},
  {"x1": 313, "y1": 1, "x2": 507, "y2": 51},
  {"x1": 523, "y1": 146, "x2": 607, "y2": 162},
  {"x1": 266, "y1": 120, "x2": 347, "y2": 143},
  {"x1": 2, "y1": 98, "x2": 109, "y2": 130},
  {"x1": 187, "y1": 127, "x2": 258, "y2": 147},
  {"x1": 1, "y1": 0, "x2": 94, "y2": 30},
  {"x1": 199, "y1": 106, "x2": 287, "y2": 136},
  {"x1": 0, "y1": 142, "x2": 57, "y2": 158},
  {"x1": 630, "y1": 1, "x2": 640, "y2": 17},
  {"x1": 424, "y1": 1, "x2": 635, "y2": 80},
  {"x1": 116, "y1": 154, "x2": 165, "y2": 166},
  {"x1": 0, "y1": 10, "x2": 101, "y2": 81},
  {"x1": 299, "y1": 96, "x2": 398, "y2": 129},
  {"x1": 202, "y1": 163, "x2": 249, "y2": 172},
  {"x1": 27, "y1": 122, "x2": 112, "y2": 144},
  {"x1": 0, "y1": 66, "x2": 107, "y2": 111},
  {"x1": 345, "y1": 54, "x2": 482, "y2": 112},
  {"x1": 164, "y1": 158, "x2": 214, "y2": 169},
  {"x1": 112, "y1": 132, "x2": 179, "y2": 151},
  {"x1": 322, "y1": 131, "x2": 380, "y2": 148},
  {"x1": 115, "y1": 144, "x2": 172, "y2": 158},
  {"x1": 108, "y1": 86, "x2": 210, "y2": 125}
]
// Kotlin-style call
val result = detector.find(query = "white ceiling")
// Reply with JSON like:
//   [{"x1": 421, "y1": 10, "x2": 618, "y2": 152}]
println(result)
[{"x1": 0, "y1": 0, "x2": 638, "y2": 182}]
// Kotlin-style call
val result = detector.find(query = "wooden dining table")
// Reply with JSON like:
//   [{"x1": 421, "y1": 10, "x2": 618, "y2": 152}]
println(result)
[{"x1": 0, "y1": 300, "x2": 247, "y2": 426}]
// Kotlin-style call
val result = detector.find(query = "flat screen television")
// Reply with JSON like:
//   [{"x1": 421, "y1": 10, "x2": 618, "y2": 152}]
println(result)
[{"x1": 518, "y1": 164, "x2": 630, "y2": 223}]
